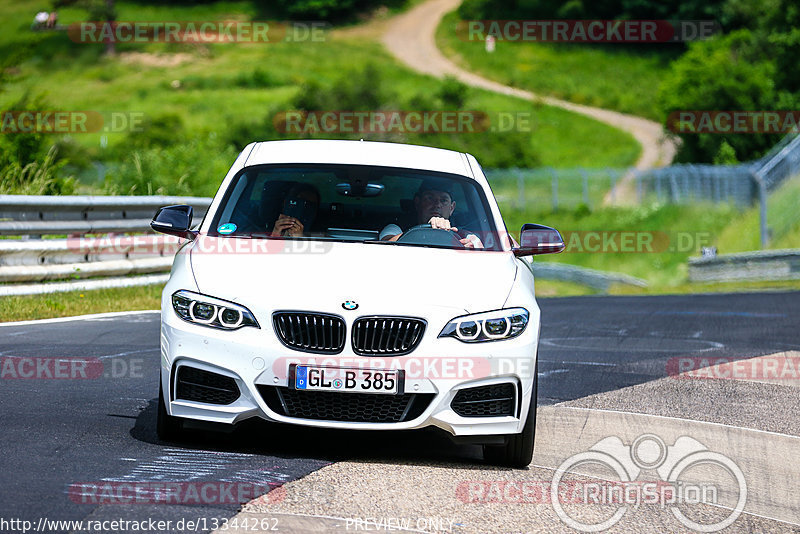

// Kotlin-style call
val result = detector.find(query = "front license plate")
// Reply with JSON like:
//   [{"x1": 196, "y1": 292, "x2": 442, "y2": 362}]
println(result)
[{"x1": 294, "y1": 366, "x2": 401, "y2": 395}]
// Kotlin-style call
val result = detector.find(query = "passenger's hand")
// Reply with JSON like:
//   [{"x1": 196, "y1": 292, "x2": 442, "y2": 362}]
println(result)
[
  {"x1": 428, "y1": 216, "x2": 457, "y2": 232},
  {"x1": 272, "y1": 214, "x2": 304, "y2": 237},
  {"x1": 459, "y1": 234, "x2": 484, "y2": 249}
]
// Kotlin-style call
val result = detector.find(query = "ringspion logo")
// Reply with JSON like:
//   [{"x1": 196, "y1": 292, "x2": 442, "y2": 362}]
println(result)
[{"x1": 550, "y1": 434, "x2": 746, "y2": 532}]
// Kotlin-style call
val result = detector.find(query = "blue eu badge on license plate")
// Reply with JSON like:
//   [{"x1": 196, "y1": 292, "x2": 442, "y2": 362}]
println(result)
[{"x1": 295, "y1": 365, "x2": 308, "y2": 389}]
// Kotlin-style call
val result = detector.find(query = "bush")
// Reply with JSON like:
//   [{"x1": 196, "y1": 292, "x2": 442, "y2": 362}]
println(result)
[
  {"x1": 0, "y1": 146, "x2": 76, "y2": 195},
  {"x1": 103, "y1": 135, "x2": 237, "y2": 197},
  {"x1": 270, "y1": 0, "x2": 405, "y2": 20},
  {"x1": 120, "y1": 113, "x2": 186, "y2": 154},
  {"x1": 459, "y1": 0, "x2": 730, "y2": 24},
  {"x1": 438, "y1": 76, "x2": 469, "y2": 109},
  {"x1": 234, "y1": 67, "x2": 284, "y2": 88},
  {"x1": 291, "y1": 63, "x2": 393, "y2": 111},
  {"x1": 0, "y1": 94, "x2": 50, "y2": 167}
]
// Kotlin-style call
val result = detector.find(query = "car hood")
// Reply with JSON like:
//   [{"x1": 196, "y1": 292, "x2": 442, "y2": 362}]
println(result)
[{"x1": 188, "y1": 236, "x2": 518, "y2": 317}]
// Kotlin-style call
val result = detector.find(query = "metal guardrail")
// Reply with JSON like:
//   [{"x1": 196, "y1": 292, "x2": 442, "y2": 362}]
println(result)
[
  {"x1": 0, "y1": 195, "x2": 204, "y2": 293},
  {"x1": 688, "y1": 249, "x2": 800, "y2": 283},
  {"x1": 0, "y1": 195, "x2": 211, "y2": 236}
]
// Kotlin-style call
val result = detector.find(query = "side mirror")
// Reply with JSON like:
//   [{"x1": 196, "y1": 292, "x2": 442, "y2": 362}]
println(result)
[
  {"x1": 150, "y1": 205, "x2": 197, "y2": 240},
  {"x1": 513, "y1": 223, "x2": 565, "y2": 257}
]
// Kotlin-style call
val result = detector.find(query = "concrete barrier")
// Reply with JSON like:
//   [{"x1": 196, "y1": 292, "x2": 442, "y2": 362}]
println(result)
[{"x1": 689, "y1": 249, "x2": 800, "y2": 282}]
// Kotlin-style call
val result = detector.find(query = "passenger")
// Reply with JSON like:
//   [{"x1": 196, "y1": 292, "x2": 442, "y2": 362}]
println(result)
[{"x1": 270, "y1": 183, "x2": 320, "y2": 237}]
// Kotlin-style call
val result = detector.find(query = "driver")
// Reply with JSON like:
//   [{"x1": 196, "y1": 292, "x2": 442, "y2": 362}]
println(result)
[{"x1": 380, "y1": 179, "x2": 484, "y2": 248}]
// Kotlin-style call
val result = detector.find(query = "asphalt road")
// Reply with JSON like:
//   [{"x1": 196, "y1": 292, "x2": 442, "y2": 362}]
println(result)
[{"x1": 0, "y1": 291, "x2": 797, "y2": 533}]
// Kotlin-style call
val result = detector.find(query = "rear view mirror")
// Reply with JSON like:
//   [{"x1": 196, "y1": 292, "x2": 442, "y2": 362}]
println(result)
[
  {"x1": 150, "y1": 205, "x2": 196, "y2": 240},
  {"x1": 336, "y1": 181, "x2": 384, "y2": 197},
  {"x1": 514, "y1": 223, "x2": 565, "y2": 257}
]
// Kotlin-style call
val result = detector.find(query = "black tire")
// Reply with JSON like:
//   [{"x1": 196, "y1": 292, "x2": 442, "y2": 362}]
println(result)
[
  {"x1": 483, "y1": 364, "x2": 538, "y2": 468},
  {"x1": 157, "y1": 381, "x2": 184, "y2": 441}
]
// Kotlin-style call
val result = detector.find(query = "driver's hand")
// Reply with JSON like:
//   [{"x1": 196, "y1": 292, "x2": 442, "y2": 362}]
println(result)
[
  {"x1": 271, "y1": 214, "x2": 304, "y2": 237},
  {"x1": 460, "y1": 234, "x2": 484, "y2": 249},
  {"x1": 428, "y1": 216, "x2": 457, "y2": 232}
]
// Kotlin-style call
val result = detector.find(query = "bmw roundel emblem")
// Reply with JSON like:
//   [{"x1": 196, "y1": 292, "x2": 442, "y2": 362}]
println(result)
[{"x1": 342, "y1": 300, "x2": 358, "y2": 310}]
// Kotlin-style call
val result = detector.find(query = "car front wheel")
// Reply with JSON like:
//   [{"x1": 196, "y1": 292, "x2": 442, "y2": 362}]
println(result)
[
  {"x1": 157, "y1": 381, "x2": 184, "y2": 441},
  {"x1": 483, "y1": 365, "x2": 537, "y2": 468}
]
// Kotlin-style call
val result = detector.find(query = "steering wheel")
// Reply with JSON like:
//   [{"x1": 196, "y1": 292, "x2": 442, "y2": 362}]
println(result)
[{"x1": 395, "y1": 223, "x2": 465, "y2": 247}]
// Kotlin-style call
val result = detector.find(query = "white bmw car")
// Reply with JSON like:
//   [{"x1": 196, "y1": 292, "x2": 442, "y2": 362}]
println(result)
[{"x1": 152, "y1": 139, "x2": 563, "y2": 467}]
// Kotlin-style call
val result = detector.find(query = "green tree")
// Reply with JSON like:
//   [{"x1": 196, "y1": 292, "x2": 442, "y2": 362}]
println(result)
[
  {"x1": 54, "y1": 0, "x2": 117, "y2": 55},
  {"x1": 658, "y1": 30, "x2": 778, "y2": 162}
]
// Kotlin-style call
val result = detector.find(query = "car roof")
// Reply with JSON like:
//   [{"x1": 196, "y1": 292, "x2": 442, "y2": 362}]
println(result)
[{"x1": 244, "y1": 140, "x2": 474, "y2": 178}]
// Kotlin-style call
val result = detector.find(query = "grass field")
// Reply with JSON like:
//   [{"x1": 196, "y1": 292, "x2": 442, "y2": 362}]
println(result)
[
  {"x1": 2, "y1": 0, "x2": 641, "y2": 193},
  {"x1": 716, "y1": 176, "x2": 800, "y2": 253},
  {"x1": 502, "y1": 202, "x2": 738, "y2": 289},
  {"x1": 436, "y1": 11, "x2": 676, "y2": 120},
  {"x1": 0, "y1": 284, "x2": 162, "y2": 322}
]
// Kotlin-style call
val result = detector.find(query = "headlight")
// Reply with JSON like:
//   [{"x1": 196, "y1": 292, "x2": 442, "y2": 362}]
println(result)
[
  {"x1": 438, "y1": 308, "x2": 528, "y2": 343},
  {"x1": 171, "y1": 290, "x2": 259, "y2": 330}
]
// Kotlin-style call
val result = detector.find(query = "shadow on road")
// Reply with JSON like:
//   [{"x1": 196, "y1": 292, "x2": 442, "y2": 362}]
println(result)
[{"x1": 131, "y1": 398, "x2": 488, "y2": 467}]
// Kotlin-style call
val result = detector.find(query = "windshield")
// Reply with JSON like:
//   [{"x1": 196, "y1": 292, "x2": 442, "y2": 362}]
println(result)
[{"x1": 208, "y1": 164, "x2": 501, "y2": 250}]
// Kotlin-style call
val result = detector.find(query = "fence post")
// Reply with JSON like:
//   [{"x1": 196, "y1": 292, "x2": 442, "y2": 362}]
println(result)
[
  {"x1": 750, "y1": 170, "x2": 769, "y2": 249},
  {"x1": 635, "y1": 170, "x2": 643, "y2": 204},
  {"x1": 656, "y1": 171, "x2": 662, "y2": 202},
  {"x1": 550, "y1": 168, "x2": 559, "y2": 211},
  {"x1": 580, "y1": 168, "x2": 589, "y2": 207},
  {"x1": 606, "y1": 168, "x2": 616, "y2": 205}
]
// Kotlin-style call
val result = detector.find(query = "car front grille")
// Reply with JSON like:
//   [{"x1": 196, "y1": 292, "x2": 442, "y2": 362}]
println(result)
[
  {"x1": 175, "y1": 366, "x2": 240, "y2": 405},
  {"x1": 451, "y1": 383, "x2": 516, "y2": 417},
  {"x1": 259, "y1": 386, "x2": 434, "y2": 423},
  {"x1": 351, "y1": 317, "x2": 426, "y2": 355},
  {"x1": 273, "y1": 312, "x2": 346, "y2": 354}
]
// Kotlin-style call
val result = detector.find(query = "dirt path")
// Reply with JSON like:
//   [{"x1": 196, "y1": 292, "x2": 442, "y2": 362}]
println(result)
[{"x1": 381, "y1": 0, "x2": 678, "y2": 201}]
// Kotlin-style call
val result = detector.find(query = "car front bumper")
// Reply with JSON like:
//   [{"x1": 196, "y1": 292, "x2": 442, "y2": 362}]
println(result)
[{"x1": 160, "y1": 308, "x2": 540, "y2": 437}]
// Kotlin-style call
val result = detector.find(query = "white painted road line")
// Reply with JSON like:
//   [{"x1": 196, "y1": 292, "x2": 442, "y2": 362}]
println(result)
[{"x1": 0, "y1": 309, "x2": 159, "y2": 327}]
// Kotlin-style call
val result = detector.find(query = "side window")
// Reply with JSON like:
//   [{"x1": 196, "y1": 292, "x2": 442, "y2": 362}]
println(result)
[{"x1": 216, "y1": 174, "x2": 250, "y2": 225}]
